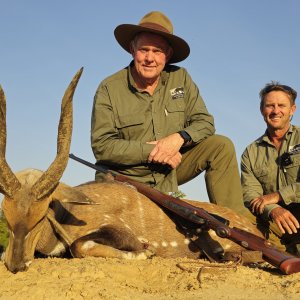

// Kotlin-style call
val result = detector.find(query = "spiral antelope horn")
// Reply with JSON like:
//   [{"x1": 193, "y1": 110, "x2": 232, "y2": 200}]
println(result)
[
  {"x1": 31, "y1": 67, "x2": 83, "y2": 199},
  {"x1": 0, "y1": 85, "x2": 21, "y2": 197}
]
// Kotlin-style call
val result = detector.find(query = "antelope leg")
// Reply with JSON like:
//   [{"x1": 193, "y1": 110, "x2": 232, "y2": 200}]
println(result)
[{"x1": 70, "y1": 225, "x2": 156, "y2": 259}]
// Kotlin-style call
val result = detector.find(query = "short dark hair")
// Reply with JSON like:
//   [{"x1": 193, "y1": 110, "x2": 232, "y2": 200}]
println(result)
[{"x1": 259, "y1": 81, "x2": 297, "y2": 111}]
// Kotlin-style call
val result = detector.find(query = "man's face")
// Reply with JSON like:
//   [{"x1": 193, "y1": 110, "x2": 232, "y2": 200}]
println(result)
[
  {"x1": 261, "y1": 91, "x2": 296, "y2": 131},
  {"x1": 131, "y1": 32, "x2": 172, "y2": 82}
]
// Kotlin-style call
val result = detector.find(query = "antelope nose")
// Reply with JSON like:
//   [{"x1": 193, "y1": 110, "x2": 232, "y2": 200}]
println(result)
[{"x1": 6, "y1": 262, "x2": 28, "y2": 273}]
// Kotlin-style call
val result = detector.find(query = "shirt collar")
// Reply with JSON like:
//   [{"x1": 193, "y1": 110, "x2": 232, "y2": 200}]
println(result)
[{"x1": 258, "y1": 124, "x2": 294, "y2": 145}]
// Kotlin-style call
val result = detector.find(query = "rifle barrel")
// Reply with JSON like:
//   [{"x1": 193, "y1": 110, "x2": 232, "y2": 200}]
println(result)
[{"x1": 69, "y1": 154, "x2": 300, "y2": 274}]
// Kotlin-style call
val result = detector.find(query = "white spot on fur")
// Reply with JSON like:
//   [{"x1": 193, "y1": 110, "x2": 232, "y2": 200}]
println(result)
[
  {"x1": 122, "y1": 252, "x2": 148, "y2": 260},
  {"x1": 104, "y1": 214, "x2": 112, "y2": 220},
  {"x1": 184, "y1": 238, "x2": 190, "y2": 245},
  {"x1": 138, "y1": 237, "x2": 149, "y2": 243},
  {"x1": 48, "y1": 241, "x2": 67, "y2": 256},
  {"x1": 94, "y1": 193, "x2": 100, "y2": 197},
  {"x1": 170, "y1": 241, "x2": 178, "y2": 247},
  {"x1": 122, "y1": 252, "x2": 134, "y2": 259},
  {"x1": 82, "y1": 241, "x2": 97, "y2": 250},
  {"x1": 161, "y1": 241, "x2": 168, "y2": 247},
  {"x1": 25, "y1": 261, "x2": 32, "y2": 267},
  {"x1": 123, "y1": 182, "x2": 136, "y2": 190},
  {"x1": 152, "y1": 242, "x2": 159, "y2": 248},
  {"x1": 137, "y1": 199, "x2": 146, "y2": 232}
]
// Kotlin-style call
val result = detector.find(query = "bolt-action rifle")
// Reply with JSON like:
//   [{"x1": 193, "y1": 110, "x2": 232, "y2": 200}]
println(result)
[{"x1": 69, "y1": 153, "x2": 300, "y2": 275}]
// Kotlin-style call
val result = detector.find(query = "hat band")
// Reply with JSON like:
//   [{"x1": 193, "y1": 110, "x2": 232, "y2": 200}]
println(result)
[{"x1": 139, "y1": 22, "x2": 172, "y2": 34}]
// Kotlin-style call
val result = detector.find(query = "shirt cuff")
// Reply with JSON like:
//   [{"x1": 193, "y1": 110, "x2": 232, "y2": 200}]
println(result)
[
  {"x1": 263, "y1": 203, "x2": 281, "y2": 220},
  {"x1": 141, "y1": 143, "x2": 155, "y2": 163}
]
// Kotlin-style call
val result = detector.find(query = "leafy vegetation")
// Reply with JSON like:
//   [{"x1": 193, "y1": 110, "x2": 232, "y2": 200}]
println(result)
[
  {"x1": 170, "y1": 190, "x2": 186, "y2": 199},
  {"x1": 0, "y1": 209, "x2": 9, "y2": 251}
]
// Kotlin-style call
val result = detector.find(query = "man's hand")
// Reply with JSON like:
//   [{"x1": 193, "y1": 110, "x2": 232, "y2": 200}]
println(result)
[
  {"x1": 250, "y1": 192, "x2": 281, "y2": 215},
  {"x1": 147, "y1": 133, "x2": 184, "y2": 169},
  {"x1": 270, "y1": 207, "x2": 299, "y2": 234}
]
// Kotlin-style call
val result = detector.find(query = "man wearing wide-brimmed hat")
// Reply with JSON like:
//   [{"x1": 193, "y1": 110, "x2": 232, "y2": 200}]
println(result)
[{"x1": 91, "y1": 11, "x2": 251, "y2": 218}]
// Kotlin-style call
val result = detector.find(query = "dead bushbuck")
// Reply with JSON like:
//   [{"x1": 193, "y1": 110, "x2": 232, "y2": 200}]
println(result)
[{"x1": 0, "y1": 69, "x2": 262, "y2": 273}]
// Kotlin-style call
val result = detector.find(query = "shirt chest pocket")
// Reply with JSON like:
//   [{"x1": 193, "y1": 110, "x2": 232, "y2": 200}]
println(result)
[
  {"x1": 253, "y1": 168, "x2": 269, "y2": 182},
  {"x1": 284, "y1": 154, "x2": 300, "y2": 182},
  {"x1": 116, "y1": 113, "x2": 145, "y2": 139},
  {"x1": 253, "y1": 167, "x2": 277, "y2": 193},
  {"x1": 165, "y1": 101, "x2": 185, "y2": 129}
]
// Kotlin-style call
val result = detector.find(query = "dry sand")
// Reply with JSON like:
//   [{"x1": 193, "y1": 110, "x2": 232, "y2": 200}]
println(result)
[{"x1": 0, "y1": 256, "x2": 299, "y2": 300}]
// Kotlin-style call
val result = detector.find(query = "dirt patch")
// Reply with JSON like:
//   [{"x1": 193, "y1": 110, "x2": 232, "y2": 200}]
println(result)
[{"x1": 0, "y1": 256, "x2": 300, "y2": 299}]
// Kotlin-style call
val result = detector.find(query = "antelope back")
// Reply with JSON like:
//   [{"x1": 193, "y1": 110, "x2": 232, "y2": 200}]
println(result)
[{"x1": 71, "y1": 181, "x2": 263, "y2": 258}]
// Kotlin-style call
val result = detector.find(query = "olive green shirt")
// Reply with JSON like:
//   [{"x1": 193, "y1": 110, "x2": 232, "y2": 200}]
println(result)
[
  {"x1": 241, "y1": 125, "x2": 300, "y2": 220},
  {"x1": 91, "y1": 63, "x2": 215, "y2": 192}
]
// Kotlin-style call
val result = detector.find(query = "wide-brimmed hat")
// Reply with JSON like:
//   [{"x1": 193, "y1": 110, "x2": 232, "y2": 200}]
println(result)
[{"x1": 114, "y1": 11, "x2": 190, "y2": 63}]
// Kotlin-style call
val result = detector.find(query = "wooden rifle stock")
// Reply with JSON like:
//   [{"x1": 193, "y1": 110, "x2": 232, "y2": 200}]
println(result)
[{"x1": 69, "y1": 154, "x2": 300, "y2": 274}]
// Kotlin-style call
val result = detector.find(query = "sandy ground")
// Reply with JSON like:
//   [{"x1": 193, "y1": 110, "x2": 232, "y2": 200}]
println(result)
[{"x1": 0, "y1": 256, "x2": 300, "y2": 300}]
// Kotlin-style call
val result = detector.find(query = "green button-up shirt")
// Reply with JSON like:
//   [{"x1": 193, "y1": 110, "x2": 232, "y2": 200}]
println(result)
[
  {"x1": 91, "y1": 63, "x2": 215, "y2": 192},
  {"x1": 241, "y1": 125, "x2": 300, "y2": 220}
]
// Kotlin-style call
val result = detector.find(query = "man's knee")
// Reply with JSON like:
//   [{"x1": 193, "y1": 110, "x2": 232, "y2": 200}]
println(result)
[
  {"x1": 202, "y1": 135, "x2": 236, "y2": 161},
  {"x1": 210, "y1": 135, "x2": 235, "y2": 154}
]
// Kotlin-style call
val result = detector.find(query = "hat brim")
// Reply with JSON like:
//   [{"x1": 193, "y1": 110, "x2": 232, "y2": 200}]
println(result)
[{"x1": 114, "y1": 24, "x2": 190, "y2": 64}]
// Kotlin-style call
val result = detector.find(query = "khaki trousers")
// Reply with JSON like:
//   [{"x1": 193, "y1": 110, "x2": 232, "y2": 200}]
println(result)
[{"x1": 177, "y1": 134, "x2": 253, "y2": 219}]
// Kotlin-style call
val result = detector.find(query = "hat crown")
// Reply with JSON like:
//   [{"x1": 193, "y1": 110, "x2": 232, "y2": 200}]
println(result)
[
  {"x1": 114, "y1": 11, "x2": 190, "y2": 63},
  {"x1": 138, "y1": 11, "x2": 173, "y2": 35}
]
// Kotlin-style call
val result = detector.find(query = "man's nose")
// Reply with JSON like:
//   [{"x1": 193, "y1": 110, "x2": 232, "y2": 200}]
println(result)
[
  {"x1": 145, "y1": 51, "x2": 154, "y2": 61},
  {"x1": 272, "y1": 105, "x2": 280, "y2": 113}
]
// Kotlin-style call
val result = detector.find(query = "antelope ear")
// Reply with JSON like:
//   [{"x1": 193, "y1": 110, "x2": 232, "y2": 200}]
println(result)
[{"x1": 52, "y1": 182, "x2": 95, "y2": 205}]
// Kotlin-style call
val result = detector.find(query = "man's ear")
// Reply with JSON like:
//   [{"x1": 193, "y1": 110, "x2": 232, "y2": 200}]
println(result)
[
  {"x1": 129, "y1": 42, "x2": 135, "y2": 57},
  {"x1": 290, "y1": 104, "x2": 297, "y2": 121},
  {"x1": 291, "y1": 104, "x2": 297, "y2": 116}
]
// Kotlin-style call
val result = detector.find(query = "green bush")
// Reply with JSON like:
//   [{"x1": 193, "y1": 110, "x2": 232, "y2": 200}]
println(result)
[
  {"x1": 170, "y1": 190, "x2": 187, "y2": 199},
  {"x1": 0, "y1": 210, "x2": 9, "y2": 250}
]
